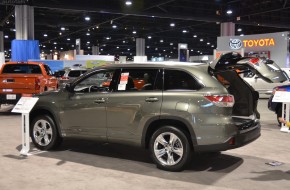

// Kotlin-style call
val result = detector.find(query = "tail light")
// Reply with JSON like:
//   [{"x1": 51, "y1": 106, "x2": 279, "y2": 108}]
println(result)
[
  {"x1": 35, "y1": 78, "x2": 41, "y2": 90},
  {"x1": 249, "y1": 58, "x2": 260, "y2": 66},
  {"x1": 61, "y1": 76, "x2": 69, "y2": 80},
  {"x1": 204, "y1": 95, "x2": 235, "y2": 107}
]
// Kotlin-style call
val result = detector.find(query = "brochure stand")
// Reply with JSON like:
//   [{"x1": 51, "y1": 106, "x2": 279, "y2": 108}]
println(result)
[
  {"x1": 272, "y1": 91, "x2": 290, "y2": 133},
  {"x1": 12, "y1": 97, "x2": 39, "y2": 155}
]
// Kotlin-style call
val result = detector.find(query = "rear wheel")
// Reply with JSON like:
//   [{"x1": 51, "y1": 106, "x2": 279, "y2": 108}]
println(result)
[
  {"x1": 30, "y1": 115, "x2": 62, "y2": 150},
  {"x1": 149, "y1": 126, "x2": 191, "y2": 171}
]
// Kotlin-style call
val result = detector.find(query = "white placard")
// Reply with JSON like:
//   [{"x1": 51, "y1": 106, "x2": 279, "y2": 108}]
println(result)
[
  {"x1": 118, "y1": 84, "x2": 126, "y2": 91},
  {"x1": 12, "y1": 97, "x2": 39, "y2": 114},
  {"x1": 272, "y1": 91, "x2": 290, "y2": 102}
]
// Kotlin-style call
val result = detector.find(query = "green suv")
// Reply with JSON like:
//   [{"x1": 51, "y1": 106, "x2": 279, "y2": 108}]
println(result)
[{"x1": 29, "y1": 53, "x2": 288, "y2": 171}]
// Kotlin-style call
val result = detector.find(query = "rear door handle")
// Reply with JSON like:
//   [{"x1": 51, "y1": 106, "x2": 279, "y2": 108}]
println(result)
[
  {"x1": 145, "y1": 97, "x2": 159, "y2": 102},
  {"x1": 94, "y1": 98, "x2": 106, "y2": 104}
]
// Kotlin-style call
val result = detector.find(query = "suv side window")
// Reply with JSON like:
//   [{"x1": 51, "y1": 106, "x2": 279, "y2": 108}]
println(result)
[
  {"x1": 117, "y1": 69, "x2": 161, "y2": 91},
  {"x1": 73, "y1": 69, "x2": 115, "y2": 93},
  {"x1": 164, "y1": 69, "x2": 202, "y2": 90}
]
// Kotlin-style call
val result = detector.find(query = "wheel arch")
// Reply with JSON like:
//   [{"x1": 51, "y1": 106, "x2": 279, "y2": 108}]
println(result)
[{"x1": 141, "y1": 116, "x2": 197, "y2": 149}]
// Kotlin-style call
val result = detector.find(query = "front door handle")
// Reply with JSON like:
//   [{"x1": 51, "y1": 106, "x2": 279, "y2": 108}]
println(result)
[
  {"x1": 145, "y1": 97, "x2": 159, "y2": 102},
  {"x1": 94, "y1": 98, "x2": 106, "y2": 104}
]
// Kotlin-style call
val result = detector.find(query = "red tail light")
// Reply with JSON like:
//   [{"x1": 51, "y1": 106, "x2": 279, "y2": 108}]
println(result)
[
  {"x1": 249, "y1": 58, "x2": 260, "y2": 65},
  {"x1": 61, "y1": 76, "x2": 69, "y2": 80},
  {"x1": 204, "y1": 95, "x2": 235, "y2": 107},
  {"x1": 35, "y1": 78, "x2": 40, "y2": 90}
]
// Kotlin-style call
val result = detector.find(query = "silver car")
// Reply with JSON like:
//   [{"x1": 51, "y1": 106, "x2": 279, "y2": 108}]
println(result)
[
  {"x1": 58, "y1": 68, "x2": 88, "y2": 87},
  {"x1": 29, "y1": 52, "x2": 288, "y2": 171}
]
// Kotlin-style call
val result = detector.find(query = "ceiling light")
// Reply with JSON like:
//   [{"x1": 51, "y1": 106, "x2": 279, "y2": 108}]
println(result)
[
  {"x1": 207, "y1": 42, "x2": 210, "y2": 45},
  {"x1": 88, "y1": 47, "x2": 91, "y2": 49},
  {"x1": 85, "y1": 16, "x2": 90, "y2": 21},
  {"x1": 226, "y1": 10, "x2": 233, "y2": 14},
  {"x1": 193, "y1": 35, "x2": 197, "y2": 38},
  {"x1": 147, "y1": 46, "x2": 150, "y2": 48},
  {"x1": 43, "y1": 45, "x2": 46, "y2": 48},
  {"x1": 132, "y1": 31, "x2": 137, "y2": 34},
  {"x1": 106, "y1": 37, "x2": 110, "y2": 40},
  {"x1": 182, "y1": 30, "x2": 187, "y2": 33},
  {"x1": 170, "y1": 23, "x2": 175, "y2": 27},
  {"x1": 191, "y1": 49, "x2": 193, "y2": 52},
  {"x1": 86, "y1": 33, "x2": 90, "y2": 36},
  {"x1": 100, "y1": 49, "x2": 103, "y2": 51},
  {"x1": 60, "y1": 47, "x2": 63, "y2": 50},
  {"x1": 237, "y1": 28, "x2": 242, "y2": 32},
  {"x1": 72, "y1": 45, "x2": 74, "y2": 47},
  {"x1": 123, "y1": 41, "x2": 126, "y2": 43},
  {"x1": 148, "y1": 36, "x2": 152, "y2": 39},
  {"x1": 200, "y1": 38, "x2": 203, "y2": 42},
  {"x1": 160, "y1": 40, "x2": 164, "y2": 43},
  {"x1": 240, "y1": 34, "x2": 244, "y2": 36},
  {"x1": 67, "y1": 38, "x2": 70, "y2": 41},
  {"x1": 13, "y1": 29, "x2": 16, "y2": 32},
  {"x1": 4, "y1": 35, "x2": 8, "y2": 38},
  {"x1": 61, "y1": 27, "x2": 65, "y2": 31},
  {"x1": 112, "y1": 25, "x2": 117, "y2": 29},
  {"x1": 59, "y1": 32, "x2": 62, "y2": 35},
  {"x1": 53, "y1": 42, "x2": 57, "y2": 45},
  {"x1": 87, "y1": 41, "x2": 90, "y2": 44},
  {"x1": 125, "y1": 1, "x2": 132, "y2": 6},
  {"x1": 127, "y1": 49, "x2": 130, "y2": 51},
  {"x1": 117, "y1": 47, "x2": 119, "y2": 49},
  {"x1": 211, "y1": 45, "x2": 214, "y2": 48},
  {"x1": 43, "y1": 34, "x2": 48, "y2": 37},
  {"x1": 170, "y1": 43, "x2": 173, "y2": 46}
]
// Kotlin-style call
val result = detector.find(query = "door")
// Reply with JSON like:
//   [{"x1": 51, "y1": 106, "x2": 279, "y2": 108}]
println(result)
[
  {"x1": 60, "y1": 69, "x2": 116, "y2": 139},
  {"x1": 106, "y1": 68, "x2": 163, "y2": 144}
]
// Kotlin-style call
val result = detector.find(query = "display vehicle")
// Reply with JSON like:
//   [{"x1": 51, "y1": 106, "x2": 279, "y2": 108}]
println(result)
[
  {"x1": 29, "y1": 53, "x2": 288, "y2": 171},
  {"x1": 0, "y1": 62, "x2": 58, "y2": 106}
]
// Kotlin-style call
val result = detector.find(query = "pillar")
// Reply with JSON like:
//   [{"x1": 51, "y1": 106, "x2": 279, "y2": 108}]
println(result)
[
  {"x1": 220, "y1": 22, "x2": 235, "y2": 36},
  {"x1": 15, "y1": 5, "x2": 34, "y2": 40},
  {"x1": 92, "y1": 46, "x2": 99, "y2": 55},
  {"x1": 136, "y1": 38, "x2": 145, "y2": 56}
]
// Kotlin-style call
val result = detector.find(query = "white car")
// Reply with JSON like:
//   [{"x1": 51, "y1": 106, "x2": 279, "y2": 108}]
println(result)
[{"x1": 241, "y1": 69, "x2": 290, "y2": 98}]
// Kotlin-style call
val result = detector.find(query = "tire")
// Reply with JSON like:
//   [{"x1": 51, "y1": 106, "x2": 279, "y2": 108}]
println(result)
[
  {"x1": 149, "y1": 126, "x2": 191, "y2": 172},
  {"x1": 30, "y1": 115, "x2": 62, "y2": 150}
]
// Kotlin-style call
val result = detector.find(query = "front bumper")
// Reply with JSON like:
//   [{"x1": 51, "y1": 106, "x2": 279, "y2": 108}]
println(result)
[{"x1": 194, "y1": 119, "x2": 261, "y2": 152}]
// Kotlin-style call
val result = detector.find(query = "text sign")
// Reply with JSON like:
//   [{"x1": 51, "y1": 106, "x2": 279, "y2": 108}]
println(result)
[
  {"x1": 272, "y1": 91, "x2": 290, "y2": 103},
  {"x1": 12, "y1": 97, "x2": 39, "y2": 114}
]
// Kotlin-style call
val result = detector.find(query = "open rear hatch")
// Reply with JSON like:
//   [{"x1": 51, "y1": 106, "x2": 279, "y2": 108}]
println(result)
[{"x1": 209, "y1": 52, "x2": 288, "y2": 128}]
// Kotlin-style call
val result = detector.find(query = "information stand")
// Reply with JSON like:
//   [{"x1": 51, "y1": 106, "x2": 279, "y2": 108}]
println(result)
[
  {"x1": 272, "y1": 91, "x2": 290, "y2": 133},
  {"x1": 12, "y1": 97, "x2": 39, "y2": 155}
]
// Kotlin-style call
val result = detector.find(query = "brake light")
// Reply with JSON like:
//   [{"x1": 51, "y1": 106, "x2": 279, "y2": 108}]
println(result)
[
  {"x1": 204, "y1": 95, "x2": 235, "y2": 107},
  {"x1": 35, "y1": 78, "x2": 40, "y2": 90},
  {"x1": 61, "y1": 76, "x2": 69, "y2": 80},
  {"x1": 249, "y1": 58, "x2": 260, "y2": 66}
]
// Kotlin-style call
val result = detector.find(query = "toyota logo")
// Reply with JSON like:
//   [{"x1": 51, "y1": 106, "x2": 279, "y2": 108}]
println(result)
[{"x1": 229, "y1": 39, "x2": 242, "y2": 49}]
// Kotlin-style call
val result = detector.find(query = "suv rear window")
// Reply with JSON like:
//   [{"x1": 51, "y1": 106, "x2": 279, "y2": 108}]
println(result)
[
  {"x1": 164, "y1": 69, "x2": 202, "y2": 90},
  {"x1": 68, "y1": 70, "x2": 83, "y2": 77},
  {"x1": 2, "y1": 64, "x2": 42, "y2": 74}
]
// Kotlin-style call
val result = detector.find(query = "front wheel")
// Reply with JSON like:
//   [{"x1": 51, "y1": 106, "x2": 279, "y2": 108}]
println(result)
[
  {"x1": 30, "y1": 115, "x2": 62, "y2": 150},
  {"x1": 149, "y1": 126, "x2": 191, "y2": 171}
]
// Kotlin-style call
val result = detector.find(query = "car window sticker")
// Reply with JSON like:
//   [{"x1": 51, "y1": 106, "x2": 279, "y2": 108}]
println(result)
[{"x1": 118, "y1": 72, "x2": 129, "y2": 91}]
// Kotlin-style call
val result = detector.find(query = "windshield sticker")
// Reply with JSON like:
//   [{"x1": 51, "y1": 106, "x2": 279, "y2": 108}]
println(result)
[
  {"x1": 118, "y1": 84, "x2": 126, "y2": 90},
  {"x1": 120, "y1": 72, "x2": 129, "y2": 84}
]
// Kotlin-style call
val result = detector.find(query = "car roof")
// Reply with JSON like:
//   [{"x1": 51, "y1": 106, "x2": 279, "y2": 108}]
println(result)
[{"x1": 4, "y1": 61, "x2": 44, "y2": 65}]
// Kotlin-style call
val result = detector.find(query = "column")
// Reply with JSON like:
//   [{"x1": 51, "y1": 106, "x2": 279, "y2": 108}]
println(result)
[
  {"x1": 0, "y1": 27, "x2": 3, "y2": 52},
  {"x1": 136, "y1": 38, "x2": 145, "y2": 56},
  {"x1": 220, "y1": 22, "x2": 235, "y2": 36},
  {"x1": 92, "y1": 46, "x2": 99, "y2": 55},
  {"x1": 15, "y1": 5, "x2": 34, "y2": 40}
]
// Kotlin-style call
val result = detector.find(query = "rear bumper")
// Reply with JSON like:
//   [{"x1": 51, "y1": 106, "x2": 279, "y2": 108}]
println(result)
[
  {"x1": 0, "y1": 93, "x2": 23, "y2": 105},
  {"x1": 194, "y1": 122, "x2": 261, "y2": 152}
]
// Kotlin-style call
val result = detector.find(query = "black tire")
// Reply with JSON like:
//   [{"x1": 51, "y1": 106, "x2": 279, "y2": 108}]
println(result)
[
  {"x1": 149, "y1": 126, "x2": 191, "y2": 172},
  {"x1": 30, "y1": 115, "x2": 62, "y2": 150}
]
